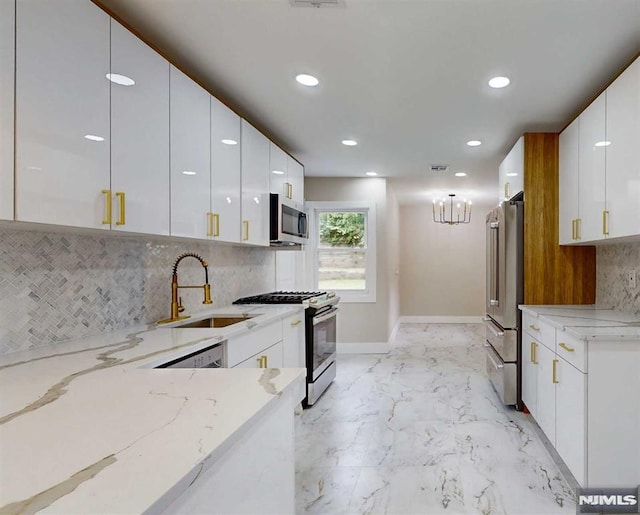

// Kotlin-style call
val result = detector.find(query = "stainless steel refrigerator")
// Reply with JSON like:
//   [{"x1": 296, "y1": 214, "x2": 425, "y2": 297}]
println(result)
[{"x1": 484, "y1": 196, "x2": 524, "y2": 409}]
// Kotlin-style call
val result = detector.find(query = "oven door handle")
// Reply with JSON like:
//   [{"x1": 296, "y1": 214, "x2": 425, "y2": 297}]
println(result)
[{"x1": 313, "y1": 308, "x2": 338, "y2": 326}]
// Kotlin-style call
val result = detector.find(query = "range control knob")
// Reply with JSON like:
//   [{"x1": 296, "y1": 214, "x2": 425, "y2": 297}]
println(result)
[{"x1": 327, "y1": 292, "x2": 336, "y2": 299}]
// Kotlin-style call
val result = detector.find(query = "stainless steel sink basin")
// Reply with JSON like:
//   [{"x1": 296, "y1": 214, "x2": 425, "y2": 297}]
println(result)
[{"x1": 174, "y1": 315, "x2": 257, "y2": 329}]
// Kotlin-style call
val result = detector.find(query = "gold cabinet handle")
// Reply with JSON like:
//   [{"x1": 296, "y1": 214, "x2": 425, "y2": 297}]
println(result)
[
  {"x1": 101, "y1": 189, "x2": 112, "y2": 225},
  {"x1": 504, "y1": 182, "x2": 510, "y2": 199},
  {"x1": 257, "y1": 355, "x2": 267, "y2": 368},
  {"x1": 552, "y1": 359, "x2": 559, "y2": 384},
  {"x1": 213, "y1": 213, "x2": 220, "y2": 237},
  {"x1": 571, "y1": 219, "x2": 576, "y2": 240},
  {"x1": 577, "y1": 218, "x2": 581, "y2": 240},
  {"x1": 243, "y1": 220, "x2": 249, "y2": 241},
  {"x1": 559, "y1": 342, "x2": 575, "y2": 352},
  {"x1": 115, "y1": 192, "x2": 125, "y2": 226},
  {"x1": 290, "y1": 319, "x2": 302, "y2": 327},
  {"x1": 602, "y1": 210, "x2": 609, "y2": 236},
  {"x1": 206, "y1": 212, "x2": 214, "y2": 237},
  {"x1": 530, "y1": 341, "x2": 534, "y2": 363},
  {"x1": 287, "y1": 182, "x2": 293, "y2": 199},
  {"x1": 529, "y1": 324, "x2": 540, "y2": 332},
  {"x1": 530, "y1": 342, "x2": 538, "y2": 364}
]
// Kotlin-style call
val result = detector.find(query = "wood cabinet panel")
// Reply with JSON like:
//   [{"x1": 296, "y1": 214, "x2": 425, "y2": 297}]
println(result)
[{"x1": 523, "y1": 133, "x2": 595, "y2": 305}]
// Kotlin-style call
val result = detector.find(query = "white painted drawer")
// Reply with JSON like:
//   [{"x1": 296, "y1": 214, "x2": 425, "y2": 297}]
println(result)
[
  {"x1": 522, "y1": 312, "x2": 555, "y2": 351},
  {"x1": 555, "y1": 330, "x2": 587, "y2": 373},
  {"x1": 226, "y1": 321, "x2": 283, "y2": 367}
]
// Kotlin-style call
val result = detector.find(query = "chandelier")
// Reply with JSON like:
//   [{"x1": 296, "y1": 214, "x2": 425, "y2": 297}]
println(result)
[{"x1": 432, "y1": 194, "x2": 472, "y2": 225}]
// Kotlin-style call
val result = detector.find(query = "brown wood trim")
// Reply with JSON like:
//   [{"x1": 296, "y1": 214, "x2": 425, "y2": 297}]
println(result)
[
  {"x1": 523, "y1": 133, "x2": 596, "y2": 305},
  {"x1": 559, "y1": 52, "x2": 640, "y2": 133},
  {"x1": 90, "y1": 0, "x2": 301, "y2": 167}
]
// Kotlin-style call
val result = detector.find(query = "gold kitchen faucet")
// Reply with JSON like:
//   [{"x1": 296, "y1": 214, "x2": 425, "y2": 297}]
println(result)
[{"x1": 157, "y1": 252, "x2": 213, "y2": 324}]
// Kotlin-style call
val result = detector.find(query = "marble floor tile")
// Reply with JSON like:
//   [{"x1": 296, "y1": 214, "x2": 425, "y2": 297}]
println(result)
[{"x1": 295, "y1": 323, "x2": 577, "y2": 515}]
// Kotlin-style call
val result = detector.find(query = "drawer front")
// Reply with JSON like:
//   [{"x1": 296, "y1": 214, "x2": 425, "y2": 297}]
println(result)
[
  {"x1": 484, "y1": 319, "x2": 518, "y2": 362},
  {"x1": 484, "y1": 343, "x2": 517, "y2": 405},
  {"x1": 522, "y1": 312, "x2": 555, "y2": 351},
  {"x1": 226, "y1": 321, "x2": 283, "y2": 367},
  {"x1": 555, "y1": 330, "x2": 587, "y2": 373}
]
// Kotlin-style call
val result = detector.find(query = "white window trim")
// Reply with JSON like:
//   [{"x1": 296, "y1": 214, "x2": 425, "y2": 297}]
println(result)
[{"x1": 306, "y1": 201, "x2": 377, "y2": 303}]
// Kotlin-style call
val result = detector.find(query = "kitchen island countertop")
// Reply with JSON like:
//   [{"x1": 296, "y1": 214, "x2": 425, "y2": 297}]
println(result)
[{"x1": 0, "y1": 303, "x2": 305, "y2": 514}]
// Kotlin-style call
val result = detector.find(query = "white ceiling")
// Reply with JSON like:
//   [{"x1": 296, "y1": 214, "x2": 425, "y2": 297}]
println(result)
[{"x1": 97, "y1": 0, "x2": 640, "y2": 205}]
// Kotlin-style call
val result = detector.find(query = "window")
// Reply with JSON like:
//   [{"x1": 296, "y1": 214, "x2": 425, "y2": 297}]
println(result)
[{"x1": 307, "y1": 201, "x2": 376, "y2": 303}]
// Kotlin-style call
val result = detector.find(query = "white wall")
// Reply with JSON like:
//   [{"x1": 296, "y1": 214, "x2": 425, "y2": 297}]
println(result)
[
  {"x1": 305, "y1": 177, "x2": 399, "y2": 344},
  {"x1": 386, "y1": 188, "x2": 400, "y2": 337},
  {"x1": 399, "y1": 202, "x2": 489, "y2": 316}
]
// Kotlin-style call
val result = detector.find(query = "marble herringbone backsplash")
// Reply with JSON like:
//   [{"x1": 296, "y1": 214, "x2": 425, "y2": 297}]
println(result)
[
  {"x1": 596, "y1": 241, "x2": 640, "y2": 315},
  {"x1": 0, "y1": 225, "x2": 275, "y2": 355}
]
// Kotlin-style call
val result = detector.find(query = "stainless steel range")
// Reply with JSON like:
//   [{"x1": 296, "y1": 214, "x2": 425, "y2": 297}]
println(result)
[{"x1": 233, "y1": 291, "x2": 339, "y2": 406}]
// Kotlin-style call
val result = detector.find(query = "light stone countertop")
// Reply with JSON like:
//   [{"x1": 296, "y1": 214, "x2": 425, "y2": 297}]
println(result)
[
  {"x1": 519, "y1": 304, "x2": 640, "y2": 341},
  {"x1": 0, "y1": 304, "x2": 306, "y2": 514}
]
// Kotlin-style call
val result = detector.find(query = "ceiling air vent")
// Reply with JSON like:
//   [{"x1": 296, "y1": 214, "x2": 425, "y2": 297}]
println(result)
[
  {"x1": 429, "y1": 165, "x2": 449, "y2": 173},
  {"x1": 290, "y1": 0, "x2": 344, "y2": 7}
]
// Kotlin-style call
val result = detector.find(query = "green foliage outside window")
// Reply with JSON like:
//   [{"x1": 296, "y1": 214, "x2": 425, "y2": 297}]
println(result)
[{"x1": 319, "y1": 212, "x2": 365, "y2": 248}]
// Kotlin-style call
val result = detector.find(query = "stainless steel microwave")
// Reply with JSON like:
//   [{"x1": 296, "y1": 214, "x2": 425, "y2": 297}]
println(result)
[{"x1": 269, "y1": 193, "x2": 308, "y2": 246}]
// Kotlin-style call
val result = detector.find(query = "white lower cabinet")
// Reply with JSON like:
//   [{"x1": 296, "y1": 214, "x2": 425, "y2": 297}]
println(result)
[
  {"x1": 161, "y1": 385, "x2": 296, "y2": 515},
  {"x1": 521, "y1": 311, "x2": 640, "y2": 487},
  {"x1": 227, "y1": 321, "x2": 283, "y2": 368},
  {"x1": 555, "y1": 357, "x2": 586, "y2": 486},
  {"x1": 283, "y1": 311, "x2": 305, "y2": 368}
]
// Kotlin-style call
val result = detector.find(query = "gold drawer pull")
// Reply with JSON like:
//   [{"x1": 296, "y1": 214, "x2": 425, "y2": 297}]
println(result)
[
  {"x1": 559, "y1": 342, "x2": 575, "y2": 352},
  {"x1": 576, "y1": 218, "x2": 581, "y2": 240},
  {"x1": 257, "y1": 355, "x2": 268, "y2": 368},
  {"x1": 213, "y1": 213, "x2": 220, "y2": 237},
  {"x1": 529, "y1": 324, "x2": 540, "y2": 331},
  {"x1": 552, "y1": 359, "x2": 559, "y2": 384},
  {"x1": 290, "y1": 319, "x2": 302, "y2": 327},
  {"x1": 602, "y1": 210, "x2": 609, "y2": 236},
  {"x1": 531, "y1": 342, "x2": 538, "y2": 364},
  {"x1": 207, "y1": 212, "x2": 214, "y2": 237},
  {"x1": 101, "y1": 189, "x2": 112, "y2": 225}
]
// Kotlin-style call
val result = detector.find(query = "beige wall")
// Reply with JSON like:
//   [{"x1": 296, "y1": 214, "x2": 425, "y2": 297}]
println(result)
[
  {"x1": 305, "y1": 177, "x2": 399, "y2": 343},
  {"x1": 386, "y1": 188, "x2": 400, "y2": 335},
  {"x1": 399, "y1": 202, "x2": 490, "y2": 316}
]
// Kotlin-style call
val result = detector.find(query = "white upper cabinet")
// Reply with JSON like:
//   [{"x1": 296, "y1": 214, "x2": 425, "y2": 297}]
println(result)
[
  {"x1": 605, "y1": 57, "x2": 640, "y2": 239},
  {"x1": 170, "y1": 66, "x2": 210, "y2": 239},
  {"x1": 270, "y1": 143, "x2": 288, "y2": 198},
  {"x1": 241, "y1": 120, "x2": 270, "y2": 246},
  {"x1": 0, "y1": 0, "x2": 14, "y2": 220},
  {"x1": 287, "y1": 158, "x2": 305, "y2": 204},
  {"x1": 578, "y1": 92, "x2": 606, "y2": 242},
  {"x1": 498, "y1": 136, "x2": 524, "y2": 201},
  {"x1": 559, "y1": 118, "x2": 580, "y2": 244},
  {"x1": 15, "y1": 0, "x2": 110, "y2": 228},
  {"x1": 269, "y1": 143, "x2": 305, "y2": 204},
  {"x1": 211, "y1": 96, "x2": 241, "y2": 243},
  {"x1": 110, "y1": 20, "x2": 170, "y2": 236}
]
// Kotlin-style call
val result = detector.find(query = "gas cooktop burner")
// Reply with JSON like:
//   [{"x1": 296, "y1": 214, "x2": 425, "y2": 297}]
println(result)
[{"x1": 233, "y1": 291, "x2": 327, "y2": 305}]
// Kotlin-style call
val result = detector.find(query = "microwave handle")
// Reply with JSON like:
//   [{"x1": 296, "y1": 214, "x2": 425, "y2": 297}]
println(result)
[{"x1": 299, "y1": 213, "x2": 308, "y2": 237}]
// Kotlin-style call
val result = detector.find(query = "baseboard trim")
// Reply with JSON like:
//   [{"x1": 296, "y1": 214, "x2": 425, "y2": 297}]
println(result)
[
  {"x1": 337, "y1": 342, "x2": 390, "y2": 354},
  {"x1": 399, "y1": 316, "x2": 484, "y2": 324}
]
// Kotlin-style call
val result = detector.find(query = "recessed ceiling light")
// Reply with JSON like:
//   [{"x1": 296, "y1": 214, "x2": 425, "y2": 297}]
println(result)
[
  {"x1": 366, "y1": 171, "x2": 378, "y2": 177},
  {"x1": 295, "y1": 74, "x2": 319, "y2": 87},
  {"x1": 221, "y1": 139, "x2": 238, "y2": 145},
  {"x1": 488, "y1": 76, "x2": 510, "y2": 88},
  {"x1": 272, "y1": 170, "x2": 285, "y2": 175},
  {"x1": 506, "y1": 172, "x2": 519, "y2": 177},
  {"x1": 182, "y1": 170, "x2": 197, "y2": 176},
  {"x1": 467, "y1": 140, "x2": 482, "y2": 147},
  {"x1": 84, "y1": 134, "x2": 104, "y2": 142},
  {"x1": 342, "y1": 139, "x2": 358, "y2": 146},
  {"x1": 455, "y1": 172, "x2": 467, "y2": 177},
  {"x1": 106, "y1": 73, "x2": 135, "y2": 86},
  {"x1": 594, "y1": 140, "x2": 611, "y2": 147}
]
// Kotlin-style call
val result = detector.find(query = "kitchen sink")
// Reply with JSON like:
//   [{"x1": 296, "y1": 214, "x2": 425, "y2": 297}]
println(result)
[{"x1": 173, "y1": 315, "x2": 258, "y2": 329}]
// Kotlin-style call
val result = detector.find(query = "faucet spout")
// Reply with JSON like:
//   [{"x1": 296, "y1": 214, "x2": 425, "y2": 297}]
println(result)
[{"x1": 157, "y1": 252, "x2": 213, "y2": 324}]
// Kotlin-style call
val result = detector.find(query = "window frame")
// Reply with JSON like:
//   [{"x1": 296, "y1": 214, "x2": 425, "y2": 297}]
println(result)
[{"x1": 306, "y1": 201, "x2": 377, "y2": 303}]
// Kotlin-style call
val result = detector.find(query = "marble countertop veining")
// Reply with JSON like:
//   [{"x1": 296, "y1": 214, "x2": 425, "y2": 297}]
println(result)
[
  {"x1": 0, "y1": 304, "x2": 306, "y2": 514},
  {"x1": 519, "y1": 304, "x2": 640, "y2": 340}
]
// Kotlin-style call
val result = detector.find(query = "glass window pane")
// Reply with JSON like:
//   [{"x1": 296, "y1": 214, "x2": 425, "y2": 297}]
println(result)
[
  {"x1": 318, "y1": 212, "x2": 365, "y2": 248},
  {"x1": 318, "y1": 249, "x2": 365, "y2": 290}
]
